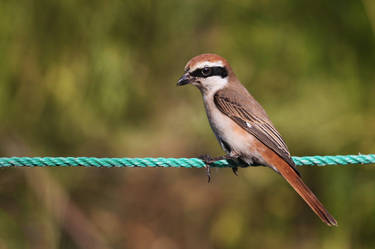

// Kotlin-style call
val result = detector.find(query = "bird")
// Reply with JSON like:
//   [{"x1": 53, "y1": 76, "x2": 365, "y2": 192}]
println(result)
[{"x1": 177, "y1": 53, "x2": 337, "y2": 226}]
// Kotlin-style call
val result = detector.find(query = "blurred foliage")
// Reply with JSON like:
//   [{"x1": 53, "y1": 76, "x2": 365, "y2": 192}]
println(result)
[{"x1": 0, "y1": 0, "x2": 375, "y2": 248}]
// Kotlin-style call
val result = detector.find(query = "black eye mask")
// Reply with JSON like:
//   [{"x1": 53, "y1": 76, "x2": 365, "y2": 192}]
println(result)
[{"x1": 190, "y1": 66, "x2": 228, "y2": 78}]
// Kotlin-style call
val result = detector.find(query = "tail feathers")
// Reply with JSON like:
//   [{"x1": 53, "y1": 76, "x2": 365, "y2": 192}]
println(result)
[
  {"x1": 266, "y1": 153, "x2": 338, "y2": 226},
  {"x1": 281, "y1": 167, "x2": 338, "y2": 226}
]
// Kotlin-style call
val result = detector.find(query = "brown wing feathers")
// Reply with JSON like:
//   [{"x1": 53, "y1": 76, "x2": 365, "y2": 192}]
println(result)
[
  {"x1": 214, "y1": 90, "x2": 337, "y2": 226},
  {"x1": 214, "y1": 92, "x2": 298, "y2": 174}
]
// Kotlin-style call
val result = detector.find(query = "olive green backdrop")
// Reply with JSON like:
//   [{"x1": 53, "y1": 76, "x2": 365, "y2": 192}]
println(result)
[{"x1": 0, "y1": 0, "x2": 375, "y2": 248}]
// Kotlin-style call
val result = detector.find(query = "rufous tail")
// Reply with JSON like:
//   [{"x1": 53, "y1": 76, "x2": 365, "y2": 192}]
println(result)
[{"x1": 263, "y1": 151, "x2": 338, "y2": 226}]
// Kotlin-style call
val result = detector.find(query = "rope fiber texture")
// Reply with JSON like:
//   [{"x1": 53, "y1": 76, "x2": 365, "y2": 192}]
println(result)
[{"x1": 0, "y1": 154, "x2": 374, "y2": 168}]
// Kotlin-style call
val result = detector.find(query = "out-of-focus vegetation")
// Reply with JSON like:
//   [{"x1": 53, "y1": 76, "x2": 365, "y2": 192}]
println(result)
[{"x1": 0, "y1": 0, "x2": 375, "y2": 248}]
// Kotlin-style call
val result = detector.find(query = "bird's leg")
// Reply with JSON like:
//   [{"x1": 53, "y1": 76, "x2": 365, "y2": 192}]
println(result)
[
  {"x1": 199, "y1": 153, "x2": 241, "y2": 181},
  {"x1": 199, "y1": 154, "x2": 214, "y2": 183},
  {"x1": 199, "y1": 154, "x2": 231, "y2": 164},
  {"x1": 232, "y1": 167, "x2": 238, "y2": 176},
  {"x1": 226, "y1": 153, "x2": 241, "y2": 177},
  {"x1": 206, "y1": 164, "x2": 211, "y2": 183}
]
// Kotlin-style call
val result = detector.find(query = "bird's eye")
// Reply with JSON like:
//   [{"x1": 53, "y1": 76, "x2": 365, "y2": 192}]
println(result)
[{"x1": 201, "y1": 67, "x2": 212, "y2": 77}]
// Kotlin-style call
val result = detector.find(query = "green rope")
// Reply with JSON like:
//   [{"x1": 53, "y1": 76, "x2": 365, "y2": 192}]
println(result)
[{"x1": 0, "y1": 154, "x2": 374, "y2": 168}]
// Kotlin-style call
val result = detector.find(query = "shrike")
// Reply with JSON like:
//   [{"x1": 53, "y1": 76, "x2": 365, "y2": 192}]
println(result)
[{"x1": 177, "y1": 53, "x2": 337, "y2": 226}]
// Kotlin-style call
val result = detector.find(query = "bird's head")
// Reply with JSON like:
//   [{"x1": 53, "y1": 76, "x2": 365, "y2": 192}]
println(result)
[{"x1": 177, "y1": 54, "x2": 232, "y2": 93}]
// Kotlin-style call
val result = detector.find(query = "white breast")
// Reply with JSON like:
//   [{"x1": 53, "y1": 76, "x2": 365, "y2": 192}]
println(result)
[{"x1": 203, "y1": 93, "x2": 255, "y2": 156}]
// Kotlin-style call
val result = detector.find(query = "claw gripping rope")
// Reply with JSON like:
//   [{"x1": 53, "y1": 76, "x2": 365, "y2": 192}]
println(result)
[{"x1": 0, "y1": 154, "x2": 374, "y2": 168}]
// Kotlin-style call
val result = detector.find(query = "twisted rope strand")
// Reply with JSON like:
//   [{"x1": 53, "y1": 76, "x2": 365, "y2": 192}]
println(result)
[{"x1": 0, "y1": 154, "x2": 374, "y2": 168}]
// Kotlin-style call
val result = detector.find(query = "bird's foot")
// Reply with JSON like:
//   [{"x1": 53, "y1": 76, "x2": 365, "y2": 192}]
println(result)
[
  {"x1": 205, "y1": 164, "x2": 211, "y2": 183},
  {"x1": 199, "y1": 154, "x2": 240, "y2": 182},
  {"x1": 199, "y1": 154, "x2": 217, "y2": 164},
  {"x1": 199, "y1": 154, "x2": 215, "y2": 183},
  {"x1": 232, "y1": 167, "x2": 238, "y2": 176}
]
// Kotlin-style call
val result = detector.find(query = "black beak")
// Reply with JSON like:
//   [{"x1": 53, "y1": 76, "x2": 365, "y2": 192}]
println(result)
[{"x1": 177, "y1": 73, "x2": 193, "y2": 86}]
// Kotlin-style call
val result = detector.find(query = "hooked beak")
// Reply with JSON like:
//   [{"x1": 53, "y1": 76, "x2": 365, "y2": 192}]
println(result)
[{"x1": 177, "y1": 73, "x2": 194, "y2": 86}]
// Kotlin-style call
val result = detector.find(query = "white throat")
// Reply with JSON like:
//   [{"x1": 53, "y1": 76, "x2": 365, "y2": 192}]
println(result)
[{"x1": 194, "y1": 76, "x2": 228, "y2": 96}]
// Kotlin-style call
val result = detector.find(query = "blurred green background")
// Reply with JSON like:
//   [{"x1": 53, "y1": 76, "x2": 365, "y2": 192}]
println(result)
[{"x1": 0, "y1": 0, "x2": 375, "y2": 248}]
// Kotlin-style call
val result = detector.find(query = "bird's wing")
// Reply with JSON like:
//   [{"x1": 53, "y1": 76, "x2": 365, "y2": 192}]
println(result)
[{"x1": 214, "y1": 88, "x2": 299, "y2": 175}]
